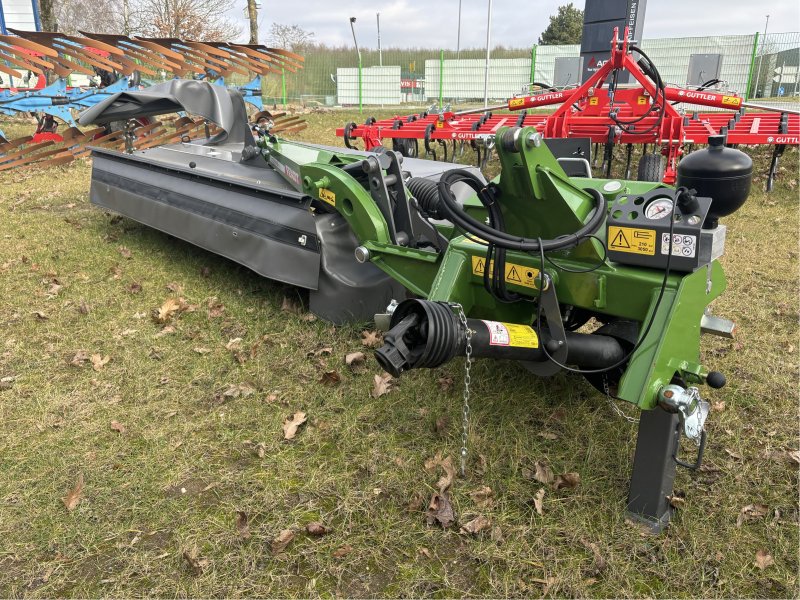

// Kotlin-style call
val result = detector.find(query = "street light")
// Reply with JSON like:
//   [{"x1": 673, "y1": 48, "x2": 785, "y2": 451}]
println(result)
[{"x1": 349, "y1": 17, "x2": 363, "y2": 114}]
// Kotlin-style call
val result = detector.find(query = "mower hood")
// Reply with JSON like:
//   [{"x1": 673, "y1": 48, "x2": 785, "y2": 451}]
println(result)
[{"x1": 78, "y1": 79, "x2": 255, "y2": 146}]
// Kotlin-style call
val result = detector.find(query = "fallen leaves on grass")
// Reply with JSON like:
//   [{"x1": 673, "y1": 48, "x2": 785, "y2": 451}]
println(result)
[
  {"x1": 62, "y1": 473, "x2": 84, "y2": 511},
  {"x1": 271, "y1": 529, "x2": 295, "y2": 555},
  {"x1": 434, "y1": 414, "x2": 450, "y2": 435},
  {"x1": 425, "y1": 452, "x2": 456, "y2": 493},
  {"x1": 194, "y1": 347, "x2": 211, "y2": 355},
  {"x1": 470, "y1": 486, "x2": 494, "y2": 508},
  {"x1": 127, "y1": 282, "x2": 142, "y2": 294},
  {"x1": 70, "y1": 350, "x2": 90, "y2": 367},
  {"x1": 319, "y1": 370, "x2": 341, "y2": 386},
  {"x1": 532, "y1": 461, "x2": 554, "y2": 485},
  {"x1": 306, "y1": 522, "x2": 330, "y2": 536},
  {"x1": 207, "y1": 298, "x2": 226, "y2": 319},
  {"x1": 32, "y1": 310, "x2": 48, "y2": 320},
  {"x1": 553, "y1": 472, "x2": 581, "y2": 490},
  {"x1": 281, "y1": 296, "x2": 303, "y2": 315},
  {"x1": 182, "y1": 549, "x2": 210, "y2": 575},
  {"x1": 437, "y1": 375, "x2": 454, "y2": 392},
  {"x1": 110, "y1": 420, "x2": 126, "y2": 434},
  {"x1": 426, "y1": 492, "x2": 455, "y2": 528},
  {"x1": 118, "y1": 246, "x2": 132, "y2": 259},
  {"x1": 283, "y1": 411, "x2": 307, "y2": 440},
  {"x1": 581, "y1": 538, "x2": 608, "y2": 574},
  {"x1": 332, "y1": 544, "x2": 353, "y2": 558},
  {"x1": 361, "y1": 330, "x2": 382, "y2": 348},
  {"x1": 459, "y1": 515, "x2": 491, "y2": 535},
  {"x1": 533, "y1": 488, "x2": 545, "y2": 515},
  {"x1": 537, "y1": 431, "x2": 559, "y2": 440},
  {"x1": 90, "y1": 354, "x2": 110, "y2": 371},
  {"x1": 154, "y1": 297, "x2": 187, "y2": 324},
  {"x1": 371, "y1": 372, "x2": 394, "y2": 398},
  {"x1": 218, "y1": 383, "x2": 255, "y2": 400},
  {"x1": 235, "y1": 511, "x2": 251, "y2": 539},
  {"x1": 345, "y1": 351, "x2": 366, "y2": 367},
  {"x1": 737, "y1": 503, "x2": 769, "y2": 527},
  {"x1": 754, "y1": 549, "x2": 774, "y2": 570}
]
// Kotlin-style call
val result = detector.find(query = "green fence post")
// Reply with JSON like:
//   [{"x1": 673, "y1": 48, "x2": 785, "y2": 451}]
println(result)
[
  {"x1": 530, "y1": 44, "x2": 537, "y2": 85},
  {"x1": 358, "y1": 58, "x2": 363, "y2": 114},
  {"x1": 744, "y1": 32, "x2": 760, "y2": 102},
  {"x1": 439, "y1": 49, "x2": 444, "y2": 107},
  {"x1": 281, "y1": 68, "x2": 287, "y2": 107}
]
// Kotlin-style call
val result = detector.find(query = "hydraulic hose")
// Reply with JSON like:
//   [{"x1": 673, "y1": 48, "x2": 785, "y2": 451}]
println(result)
[{"x1": 435, "y1": 169, "x2": 606, "y2": 252}]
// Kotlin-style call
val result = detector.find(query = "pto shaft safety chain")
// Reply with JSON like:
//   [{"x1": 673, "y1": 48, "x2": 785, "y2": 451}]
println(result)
[
  {"x1": 450, "y1": 303, "x2": 473, "y2": 477},
  {"x1": 603, "y1": 375, "x2": 637, "y2": 423}
]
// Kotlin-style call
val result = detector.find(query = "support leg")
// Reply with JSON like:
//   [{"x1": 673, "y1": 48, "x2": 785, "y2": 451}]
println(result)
[{"x1": 626, "y1": 406, "x2": 681, "y2": 533}]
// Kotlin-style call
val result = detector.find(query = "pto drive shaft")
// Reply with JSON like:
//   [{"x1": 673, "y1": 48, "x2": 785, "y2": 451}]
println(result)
[{"x1": 374, "y1": 300, "x2": 626, "y2": 377}]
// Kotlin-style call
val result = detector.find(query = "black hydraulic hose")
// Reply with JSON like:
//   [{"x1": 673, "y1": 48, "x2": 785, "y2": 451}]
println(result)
[{"x1": 436, "y1": 169, "x2": 606, "y2": 252}]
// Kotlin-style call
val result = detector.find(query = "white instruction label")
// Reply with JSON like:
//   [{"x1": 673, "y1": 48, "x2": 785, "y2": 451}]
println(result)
[{"x1": 661, "y1": 233, "x2": 697, "y2": 258}]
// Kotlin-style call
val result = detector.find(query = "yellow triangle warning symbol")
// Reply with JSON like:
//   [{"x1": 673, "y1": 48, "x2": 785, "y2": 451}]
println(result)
[
  {"x1": 475, "y1": 259, "x2": 485, "y2": 274},
  {"x1": 610, "y1": 229, "x2": 631, "y2": 249},
  {"x1": 507, "y1": 266, "x2": 522, "y2": 283}
]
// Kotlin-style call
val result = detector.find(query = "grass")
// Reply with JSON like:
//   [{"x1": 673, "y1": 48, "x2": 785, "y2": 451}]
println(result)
[{"x1": 0, "y1": 111, "x2": 798, "y2": 598}]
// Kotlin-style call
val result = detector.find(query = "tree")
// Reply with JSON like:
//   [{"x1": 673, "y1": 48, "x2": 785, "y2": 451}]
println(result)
[
  {"x1": 131, "y1": 0, "x2": 241, "y2": 40},
  {"x1": 52, "y1": 0, "x2": 124, "y2": 35},
  {"x1": 538, "y1": 3, "x2": 583, "y2": 45},
  {"x1": 38, "y1": 0, "x2": 58, "y2": 31},
  {"x1": 267, "y1": 23, "x2": 315, "y2": 51}
]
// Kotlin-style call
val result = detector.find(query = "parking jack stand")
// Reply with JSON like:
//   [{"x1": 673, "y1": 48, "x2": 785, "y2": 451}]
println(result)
[{"x1": 626, "y1": 407, "x2": 681, "y2": 533}]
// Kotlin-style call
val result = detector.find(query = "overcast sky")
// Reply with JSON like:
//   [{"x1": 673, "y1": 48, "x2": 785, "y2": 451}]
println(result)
[{"x1": 227, "y1": 0, "x2": 800, "y2": 48}]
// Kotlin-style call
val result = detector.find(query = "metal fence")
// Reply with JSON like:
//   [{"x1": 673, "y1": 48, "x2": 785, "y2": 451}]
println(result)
[{"x1": 257, "y1": 31, "x2": 799, "y2": 113}]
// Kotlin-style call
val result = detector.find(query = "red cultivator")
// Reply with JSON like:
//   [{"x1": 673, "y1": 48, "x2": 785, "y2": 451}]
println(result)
[{"x1": 337, "y1": 28, "x2": 799, "y2": 189}]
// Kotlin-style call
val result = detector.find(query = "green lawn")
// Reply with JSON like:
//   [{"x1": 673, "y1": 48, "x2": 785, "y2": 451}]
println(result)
[{"x1": 0, "y1": 111, "x2": 797, "y2": 598}]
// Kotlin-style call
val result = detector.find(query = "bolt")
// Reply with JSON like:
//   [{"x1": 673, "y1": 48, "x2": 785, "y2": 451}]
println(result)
[
  {"x1": 354, "y1": 246, "x2": 371, "y2": 263},
  {"x1": 526, "y1": 133, "x2": 542, "y2": 148}
]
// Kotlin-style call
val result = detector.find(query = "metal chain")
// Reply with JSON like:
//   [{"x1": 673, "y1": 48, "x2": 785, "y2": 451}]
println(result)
[
  {"x1": 451, "y1": 303, "x2": 473, "y2": 477},
  {"x1": 603, "y1": 375, "x2": 637, "y2": 423}
]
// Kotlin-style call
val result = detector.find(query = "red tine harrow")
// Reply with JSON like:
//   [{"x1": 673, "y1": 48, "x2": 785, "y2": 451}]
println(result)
[{"x1": 336, "y1": 28, "x2": 798, "y2": 190}]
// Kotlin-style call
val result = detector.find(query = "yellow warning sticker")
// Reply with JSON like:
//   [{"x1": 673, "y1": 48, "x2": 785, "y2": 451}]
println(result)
[
  {"x1": 608, "y1": 226, "x2": 656, "y2": 255},
  {"x1": 589, "y1": 97, "x2": 599, "y2": 105},
  {"x1": 509, "y1": 97, "x2": 525, "y2": 109},
  {"x1": 482, "y1": 320, "x2": 539, "y2": 348},
  {"x1": 471, "y1": 256, "x2": 539, "y2": 289},
  {"x1": 318, "y1": 188, "x2": 336, "y2": 207},
  {"x1": 721, "y1": 95, "x2": 741, "y2": 107},
  {"x1": 637, "y1": 95, "x2": 648, "y2": 105}
]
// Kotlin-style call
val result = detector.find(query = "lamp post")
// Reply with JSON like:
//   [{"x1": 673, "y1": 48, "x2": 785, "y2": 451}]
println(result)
[
  {"x1": 483, "y1": 0, "x2": 493, "y2": 108},
  {"x1": 753, "y1": 14, "x2": 770, "y2": 99},
  {"x1": 349, "y1": 17, "x2": 362, "y2": 114},
  {"x1": 377, "y1": 13, "x2": 382, "y2": 67}
]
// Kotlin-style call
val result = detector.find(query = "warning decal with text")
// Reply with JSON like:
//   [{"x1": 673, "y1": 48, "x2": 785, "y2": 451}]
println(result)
[
  {"x1": 471, "y1": 256, "x2": 539, "y2": 289},
  {"x1": 607, "y1": 226, "x2": 656, "y2": 255},
  {"x1": 482, "y1": 320, "x2": 539, "y2": 348}
]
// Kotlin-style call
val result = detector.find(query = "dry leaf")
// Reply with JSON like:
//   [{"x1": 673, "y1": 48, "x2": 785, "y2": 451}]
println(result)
[
  {"x1": 220, "y1": 383, "x2": 255, "y2": 400},
  {"x1": 426, "y1": 492, "x2": 455, "y2": 528},
  {"x1": 70, "y1": 350, "x2": 90, "y2": 367},
  {"x1": 712, "y1": 401, "x2": 726, "y2": 412},
  {"x1": 737, "y1": 503, "x2": 769, "y2": 527},
  {"x1": 425, "y1": 452, "x2": 456, "y2": 493},
  {"x1": 110, "y1": 420, "x2": 126, "y2": 434},
  {"x1": 127, "y1": 282, "x2": 142, "y2": 294},
  {"x1": 306, "y1": 522, "x2": 330, "y2": 536},
  {"x1": 62, "y1": 473, "x2": 84, "y2": 511},
  {"x1": 225, "y1": 337, "x2": 243, "y2": 351},
  {"x1": 283, "y1": 411, "x2": 308, "y2": 440},
  {"x1": 332, "y1": 544, "x2": 353, "y2": 558},
  {"x1": 419, "y1": 547, "x2": 433, "y2": 559},
  {"x1": 235, "y1": 511, "x2": 251, "y2": 539},
  {"x1": 470, "y1": 486, "x2": 494, "y2": 508},
  {"x1": 345, "y1": 351, "x2": 366, "y2": 367},
  {"x1": 788, "y1": 450, "x2": 800, "y2": 465},
  {"x1": 437, "y1": 375, "x2": 454, "y2": 392},
  {"x1": 361, "y1": 330, "x2": 382, "y2": 348},
  {"x1": 77, "y1": 300, "x2": 90, "y2": 315},
  {"x1": 725, "y1": 448, "x2": 743, "y2": 460},
  {"x1": 490, "y1": 526, "x2": 504, "y2": 543},
  {"x1": 200, "y1": 266, "x2": 211, "y2": 278},
  {"x1": 319, "y1": 370, "x2": 341, "y2": 386},
  {"x1": 537, "y1": 431, "x2": 558, "y2": 440},
  {"x1": 533, "y1": 461, "x2": 554, "y2": 485},
  {"x1": 553, "y1": 472, "x2": 581, "y2": 490},
  {"x1": 194, "y1": 347, "x2": 211, "y2": 355},
  {"x1": 118, "y1": 246, "x2": 132, "y2": 259},
  {"x1": 271, "y1": 529, "x2": 295, "y2": 555},
  {"x1": 207, "y1": 300, "x2": 225, "y2": 318},
  {"x1": 371, "y1": 372, "x2": 394, "y2": 398},
  {"x1": 154, "y1": 297, "x2": 184, "y2": 323},
  {"x1": 459, "y1": 515, "x2": 491, "y2": 535},
  {"x1": 667, "y1": 493, "x2": 686, "y2": 509},
  {"x1": 281, "y1": 296, "x2": 302, "y2": 314},
  {"x1": 90, "y1": 354, "x2": 110, "y2": 371},
  {"x1": 32, "y1": 310, "x2": 48, "y2": 320},
  {"x1": 533, "y1": 488, "x2": 545, "y2": 515},
  {"x1": 754, "y1": 549, "x2": 774, "y2": 570},
  {"x1": 581, "y1": 538, "x2": 607, "y2": 574},
  {"x1": 182, "y1": 550, "x2": 210, "y2": 575}
]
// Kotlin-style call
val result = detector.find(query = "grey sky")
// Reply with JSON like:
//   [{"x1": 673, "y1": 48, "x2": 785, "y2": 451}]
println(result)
[{"x1": 228, "y1": 1, "x2": 800, "y2": 48}]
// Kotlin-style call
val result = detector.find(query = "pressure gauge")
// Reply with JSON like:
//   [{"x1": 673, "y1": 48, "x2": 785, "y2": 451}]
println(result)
[{"x1": 644, "y1": 197, "x2": 674, "y2": 220}]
